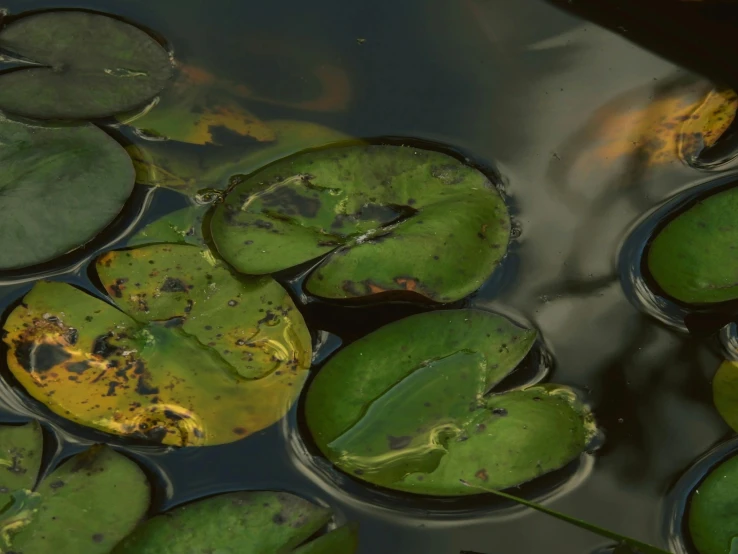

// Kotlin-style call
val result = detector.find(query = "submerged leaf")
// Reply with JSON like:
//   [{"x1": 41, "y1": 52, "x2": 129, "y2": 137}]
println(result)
[
  {"x1": 0, "y1": 117, "x2": 135, "y2": 270},
  {"x1": 0, "y1": 11, "x2": 173, "y2": 120},
  {"x1": 122, "y1": 63, "x2": 276, "y2": 145},
  {"x1": 647, "y1": 186, "x2": 738, "y2": 304},
  {"x1": 211, "y1": 144, "x2": 510, "y2": 303},
  {"x1": 112, "y1": 491, "x2": 356, "y2": 554},
  {"x1": 305, "y1": 309, "x2": 594, "y2": 495},
  {"x1": 126, "y1": 119, "x2": 350, "y2": 194},
  {"x1": 688, "y1": 453, "x2": 738, "y2": 554},
  {"x1": 2, "y1": 244, "x2": 312, "y2": 446},
  {"x1": 556, "y1": 82, "x2": 738, "y2": 185}
]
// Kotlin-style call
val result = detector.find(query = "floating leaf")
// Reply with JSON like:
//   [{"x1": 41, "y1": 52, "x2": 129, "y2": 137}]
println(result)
[
  {"x1": 688, "y1": 453, "x2": 738, "y2": 554},
  {"x1": 211, "y1": 144, "x2": 510, "y2": 303},
  {"x1": 0, "y1": 424, "x2": 149, "y2": 554},
  {"x1": 126, "y1": 119, "x2": 350, "y2": 194},
  {"x1": 3, "y1": 243, "x2": 312, "y2": 446},
  {"x1": 122, "y1": 63, "x2": 275, "y2": 145},
  {"x1": 126, "y1": 205, "x2": 208, "y2": 248},
  {"x1": 0, "y1": 422, "x2": 42, "y2": 511},
  {"x1": 0, "y1": 11, "x2": 174, "y2": 120},
  {"x1": 112, "y1": 491, "x2": 357, "y2": 554},
  {"x1": 305, "y1": 309, "x2": 594, "y2": 495},
  {"x1": 647, "y1": 186, "x2": 738, "y2": 304},
  {"x1": 679, "y1": 88, "x2": 738, "y2": 165},
  {"x1": 0, "y1": 116, "x2": 134, "y2": 270},
  {"x1": 712, "y1": 360, "x2": 738, "y2": 432}
]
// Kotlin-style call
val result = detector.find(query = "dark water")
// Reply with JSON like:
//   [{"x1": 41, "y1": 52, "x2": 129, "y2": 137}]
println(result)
[{"x1": 2, "y1": 0, "x2": 738, "y2": 553}]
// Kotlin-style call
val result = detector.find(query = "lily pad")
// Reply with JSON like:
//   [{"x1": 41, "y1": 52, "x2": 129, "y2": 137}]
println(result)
[
  {"x1": 211, "y1": 144, "x2": 510, "y2": 303},
  {"x1": 0, "y1": 116, "x2": 135, "y2": 270},
  {"x1": 2, "y1": 243, "x2": 312, "y2": 446},
  {"x1": 647, "y1": 186, "x2": 738, "y2": 304},
  {"x1": 0, "y1": 10, "x2": 174, "y2": 120},
  {"x1": 712, "y1": 361, "x2": 738, "y2": 432},
  {"x1": 688, "y1": 453, "x2": 738, "y2": 554},
  {"x1": 112, "y1": 491, "x2": 357, "y2": 554},
  {"x1": 0, "y1": 422, "x2": 149, "y2": 554},
  {"x1": 126, "y1": 119, "x2": 350, "y2": 194},
  {"x1": 304, "y1": 309, "x2": 594, "y2": 495},
  {"x1": 126, "y1": 205, "x2": 208, "y2": 248}
]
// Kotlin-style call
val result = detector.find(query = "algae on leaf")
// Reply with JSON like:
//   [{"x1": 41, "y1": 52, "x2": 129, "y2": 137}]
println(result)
[
  {"x1": 112, "y1": 491, "x2": 357, "y2": 554},
  {"x1": 0, "y1": 10, "x2": 173, "y2": 120},
  {"x1": 0, "y1": 422, "x2": 149, "y2": 554},
  {"x1": 2, "y1": 243, "x2": 312, "y2": 446},
  {"x1": 0, "y1": 117, "x2": 135, "y2": 270},
  {"x1": 211, "y1": 144, "x2": 511, "y2": 303},
  {"x1": 305, "y1": 309, "x2": 595, "y2": 496}
]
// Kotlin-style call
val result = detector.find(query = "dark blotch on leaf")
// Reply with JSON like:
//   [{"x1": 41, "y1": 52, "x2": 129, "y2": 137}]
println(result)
[
  {"x1": 160, "y1": 277, "x2": 188, "y2": 293},
  {"x1": 387, "y1": 435, "x2": 412, "y2": 450}
]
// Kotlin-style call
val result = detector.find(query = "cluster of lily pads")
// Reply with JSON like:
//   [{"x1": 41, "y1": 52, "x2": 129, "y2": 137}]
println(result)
[
  {"x1": 0, "y1": 6, "x2": 610, "y2": 554},
  {"x1": 11, "y1": 5, "x2": 737, "y2": 554}
]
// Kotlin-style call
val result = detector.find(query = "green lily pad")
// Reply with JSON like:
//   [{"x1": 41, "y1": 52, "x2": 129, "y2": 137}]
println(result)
[
  {"x1": 304, "y1": 309, "x2": 594, "y2": 495},
  {"x1": 647, "y1": 186, "x2": 738, "y2": 304},
  {"x1": 712, "y1": 360, "x2": 738, "y2": 433},
  {"x1": 0, "y1": 116, "x2": 135, "y2": 270},
  {"x1": 126, "y1": 205, "x2": 208, "y2": 248},
  {"x1": 112, "y1": 491, "x2": 357, "y2": 554},
  {"x1": 0, "y1": 422, "x2": 43, "y2": 511},
  {"x1": 0, "y1": 10, "x2": 173, "y2": 120},
  {"x1": 688, "y1": 453, "x2": 738, "y2": 554},
  {"x1": 2, "y1": 243, "x2": 312, "y2": 446},
  {"x1": 0, "y1": 423, "x2": 149, "y2": 554},
  {"x1": 211, "y1": 144, "x2": 510, "y2": 302}
]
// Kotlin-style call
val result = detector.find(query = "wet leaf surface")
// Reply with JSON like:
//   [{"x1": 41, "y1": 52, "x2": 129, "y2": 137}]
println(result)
[
  {"x1": 712, "y1": 361, "x2": 738, "y2": 433},
  {"x1": 211, "y1": 144, "x2": 510, "y2": 303},
  {"x1": 305, "y1": 309, "x2": 594, "y2": 495},
  {"x1": 647, "y1": 186, "x2": 738, "y2": 304},
  {"x1": 112, "y1": 491, "x2": 356, "y2": 554},
  {"x1": 126, "y1": 120, "x2": 349, "y2": 195},
  {"x1": 0, "y1": 117, "x2": 135, "y2": 270},
  {"x1": 0, "y1": 424, "x2": 149, "y2": 554},
  {"x1": 688, "y1": 453, "x2": 738, "y2": 554},
  {"x1": 2, "y1": 243, "x2": 312, "y2": 446},
  {"x1": 0, "y1": 11, "x2": 173, "y2": 120},
  {"x1": 127, "y1": 205, "x2": 208, "y2": 248},
  {"x1": 0, "y1": 422, "x2": 42, "y2": 511}
]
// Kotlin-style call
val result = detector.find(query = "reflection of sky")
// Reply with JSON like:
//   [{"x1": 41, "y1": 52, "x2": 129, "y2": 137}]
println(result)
[{"x1": 0, "y1": 0, "x2": 733, "y2": 552}]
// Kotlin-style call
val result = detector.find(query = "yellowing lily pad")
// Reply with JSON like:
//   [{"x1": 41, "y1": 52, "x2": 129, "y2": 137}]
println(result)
[
  {"x1": 305, "y1": 309, "x2": 594, "y2": 496},
  {"x1": 560, "y1": 83, "x2": 737, "y2": 181},
  {"x1": 0, "y1": 422, "x2": 149, "y2": 554},
  {"x1": 113, "y1": 491, "x2": 357, "y2": 554},
  {"x1": 122, "y1": 63, "x2": 276, "y2": 145},
  {"x1": 0, "y1": 11, "x2": 174, "y2": 120},
  {"x1": 211, "y1": 144, "x2": 510, "y2": 303},
  {"x1": 2, "y1": 243, "x2": 312, "y2": 446}
]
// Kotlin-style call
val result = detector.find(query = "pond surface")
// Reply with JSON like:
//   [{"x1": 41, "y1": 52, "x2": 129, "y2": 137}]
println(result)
[{"x1": 0, "y1": 0, "x2": 735, "y2": 553}]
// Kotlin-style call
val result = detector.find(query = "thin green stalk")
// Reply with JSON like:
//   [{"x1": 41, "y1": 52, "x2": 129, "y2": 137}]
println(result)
[{"x1": 459, "y1": 480, "x2": 673, "y2": 554}]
